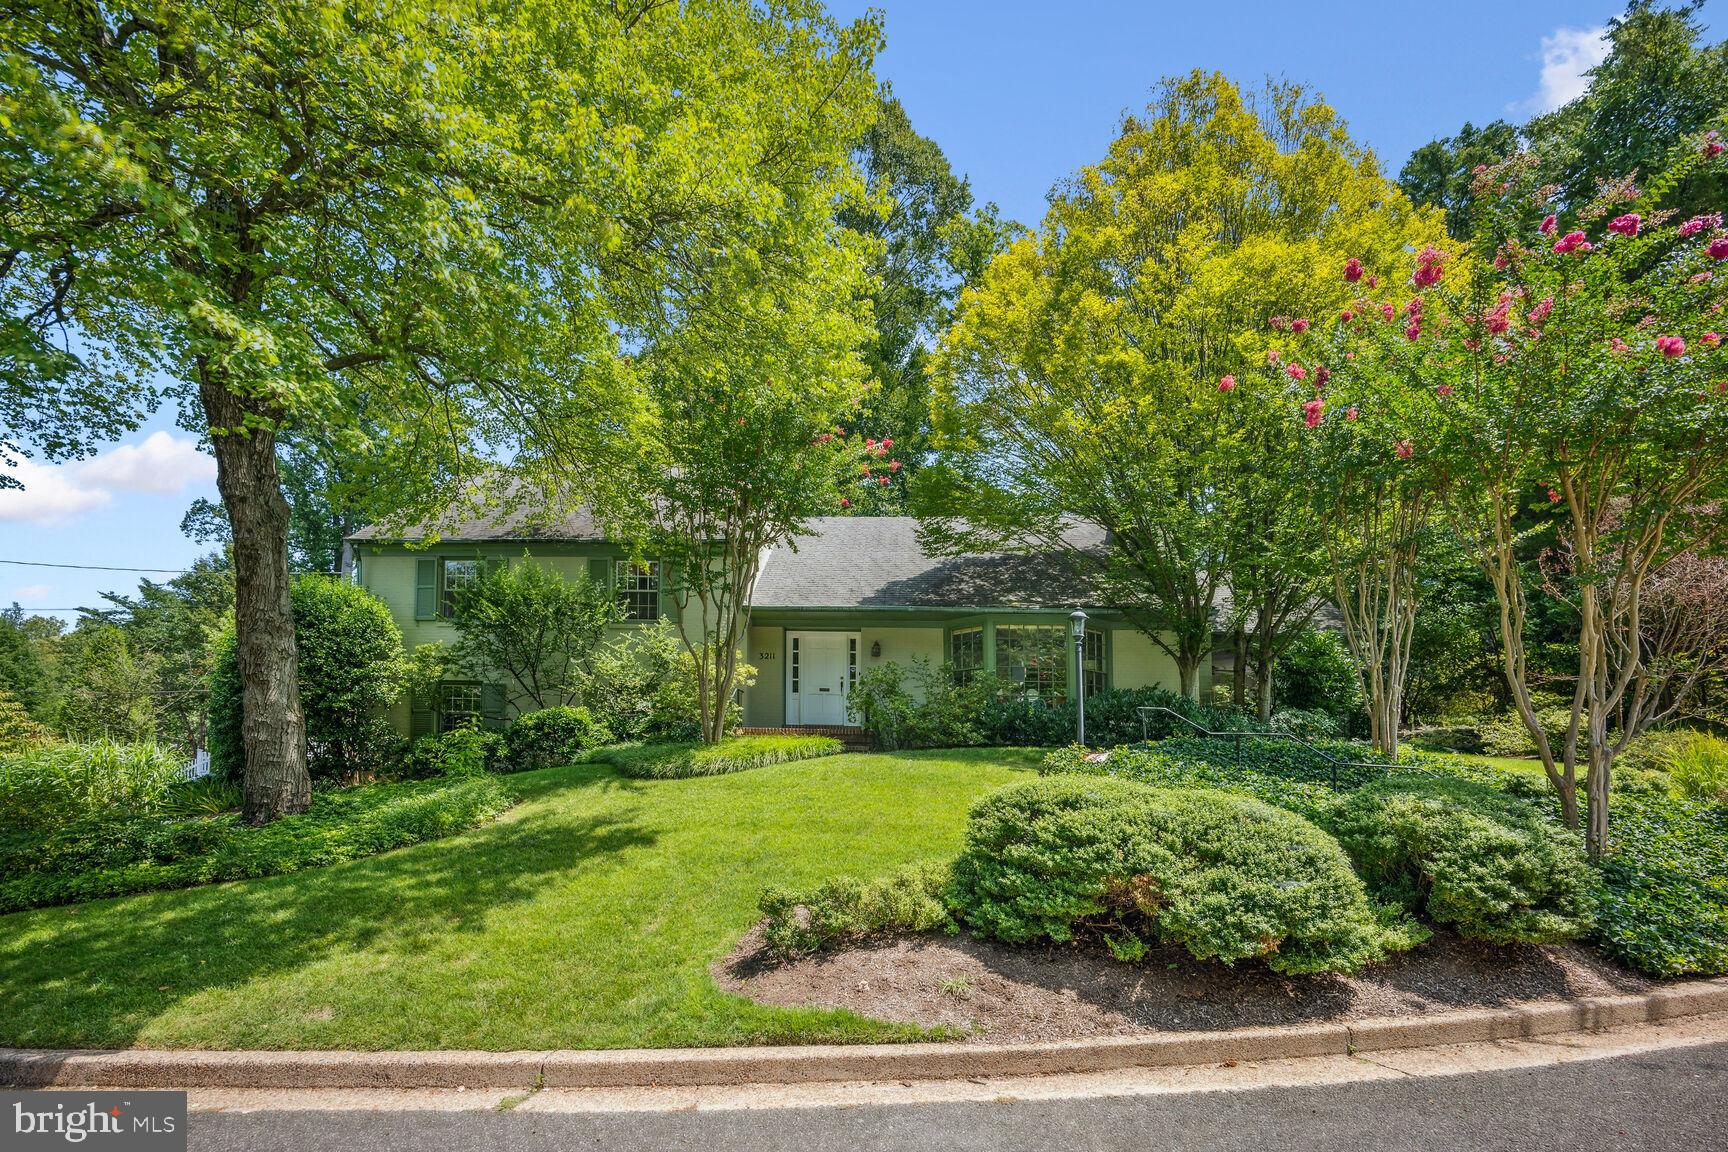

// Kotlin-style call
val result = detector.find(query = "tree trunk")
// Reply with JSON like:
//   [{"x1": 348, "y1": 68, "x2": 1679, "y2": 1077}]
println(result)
[
  {"x1": 1231, "y1": 625, "x2": 1247, "y2": 708},
  {"x1": 1255, "y1": 653, "x2": 1274, "y2": 723},
  {"x1": 1176, "y1": 652, "x2": 1201, "y2": 702},
  {"x1": 202, "y1": 374, "x2": 309, "y2": 824}
]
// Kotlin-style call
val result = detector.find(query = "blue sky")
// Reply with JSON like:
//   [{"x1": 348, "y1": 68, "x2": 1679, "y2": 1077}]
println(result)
[{"x1": 0, "y1": 1, "x2": 1710, "y2": 620}]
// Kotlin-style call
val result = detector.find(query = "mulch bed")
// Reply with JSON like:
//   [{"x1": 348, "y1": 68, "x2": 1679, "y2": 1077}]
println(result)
[{"x1": 713, "y1": 927, "x2": 1652, "y2": 1045}]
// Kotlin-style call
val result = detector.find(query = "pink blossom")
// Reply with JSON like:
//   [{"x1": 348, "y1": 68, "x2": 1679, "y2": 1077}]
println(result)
[
  {"x1": 1314, "y1": 364, "x2": 1330, "y2": 387},
  {"x1": 1692, "y1": 271, "x2": 1716, "y2": 283},
  {"x1": 882, "y1": 437, "x2": 893, "y2": 447},
  {"x1": 1607, "y1": 213, "x2": 1641, "y2": 237},
  {"x1": 1381, "y1": 302, "x2": 1396, "y2": 321},
  {"x1": 1405, "y1": 323, "x2": 1422, "y2": 341},
  {"x1": 1656, "y1": 335, "x2": 1687, "y2": 358},
  {"x1": 1548, "y1": 488, "x2": 1561, "y2": 503},
  {"x1": 839, "y1": 497, "x2": 850, "y2": 508},
  {"x1": 1710, "y1": 238, "x2": 1728, "y2": 261},
  {"x1": 1539, "y1": 214, "x2": 1557, "y2": 235},
  {"x1": 1609, "y1": 337, "x2": 1631, "y2": 353},
  {"x1": 1411, "y1": 246, "x2": 1446, "y2": 288},
  {"x1": 1291, "y1": 318, "x2": 1310, "y2": 334},
  {"x1": 1340, "y1": 309, "x2": 1355, "y2": 323},
  {"x1": 1553, "y1": 231, "x2": 1589, "y2": 255},
  {"x1": 1287, "y1": 363, "x2": 1308, "y2": 381},
  {"x1": 1493, "y1": 253, "x2": 1509, "y2": 270},
  {"x1": 1344, "y1": 257, "x2": 1364, "y2": 283},
  {"x1": 1395, "y1": 440, "x2": 1414, "y2": 459},
  {"x1": 1366, "y1": 274, "x2": 1379, "y2": 289},
  {"x1": 1705, "y1": 131, "x2": 1724, "y2": 159},
  {"x1": 1702, "y1": 332, "x2": 1722, "y2": 348},
  {"x1": 1437, "y1": 383, "x2": 1454, "y2": 398},
  {"x1": 1485, "y1": 298, "x2": 1513, "y2": 335},
  {"x1": 888, "y1": 459, "x2": 902, "y2": 471},
  {"x1": 1346, "y1": 406, "x2": 1360, "y2": 421},
  {"x1": 1677, "y1": 213, "x2": 1721, "y2": 238},
  {"x1": 1302, "y1": 398, "x2": 1325, "y2": 429},
  {"x1": 879, "y1": 476, "x2": 890, "y2": 486},
  {"x1": 1267, "y1": 349, "x2": 1281, "y2": 365},
  {"x1": 1528, "y1": 296, "x2": 1554, "y2": 328},
  {"x1": 1218, "y1": 375, "x2": 1237, "y2": 393},
  {"x1": 1404, "y1": 296, "x2": 1423, "y2": 316}
]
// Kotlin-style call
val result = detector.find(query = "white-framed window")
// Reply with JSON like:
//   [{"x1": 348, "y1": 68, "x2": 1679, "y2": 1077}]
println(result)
[
  {"x1": 438, "y1": 682, "x2": 482, "y2": 732},
  {"x1": 848, "y1": 636, "x2": 858, "y2": 693},
  {"x1": 951, "y1": 626, "x2": 983, "y2": 685},
  {"x1": 615, "y1": 560, "x2": 660, "y2": 621},
  {"x1": 1082, "y1": 630, "x2": 1107, "y2": 697},
  {"x1": 790, "y1": 635, "x2": 801, "y2": 694},
  {"x1": 995, "y1": 625, "x2": 1068, "y2": 702},
  {"x1": 440, "y1": 558, "x2": 479, "y2": 618}
]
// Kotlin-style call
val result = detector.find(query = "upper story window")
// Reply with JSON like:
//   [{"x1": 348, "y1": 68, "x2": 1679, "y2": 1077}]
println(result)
[
  {"x1": 440, "y1": 558, "x2": 479, "y2": 618},
  {"x1": 615, "y1": 560, "x2": 660, "y2": 621},
  {"x1": 951, "y1": 627, "x2": 983, "y2": 685}
]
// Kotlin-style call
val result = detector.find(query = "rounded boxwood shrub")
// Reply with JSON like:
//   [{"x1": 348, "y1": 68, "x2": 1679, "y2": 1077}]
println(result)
[
  {"x1": 1323, "y1": 776, "x2": 1593, "y2": 945},
  {"x1": 948, "y1": 775, "x2": 1417, "y2": 975},
  {"x1": 208, "y1": 576, "x2": 408, "y2": 782},
  {"x1": 504, "y1": 706, "x2": 611, "y2": 771}
]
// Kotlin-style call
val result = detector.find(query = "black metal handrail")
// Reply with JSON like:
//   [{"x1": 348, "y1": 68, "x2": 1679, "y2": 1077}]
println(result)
[{"x1": 1134, "y1": 706, "x2": 1392, "y2": 789}]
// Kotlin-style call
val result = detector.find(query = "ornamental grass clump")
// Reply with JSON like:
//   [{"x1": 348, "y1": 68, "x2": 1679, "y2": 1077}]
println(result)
[
  {"x1": 948, "y1": 775, "x2": 1420, "y2": 975},
  {"x1": 1323, "y1": 776, "x2": 1593, "y2": 945}
]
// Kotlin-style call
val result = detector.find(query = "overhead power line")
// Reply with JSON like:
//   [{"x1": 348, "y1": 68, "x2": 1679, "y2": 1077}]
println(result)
[{"x1": 0, "y1": 558, "x2": 188, "y2": 574}]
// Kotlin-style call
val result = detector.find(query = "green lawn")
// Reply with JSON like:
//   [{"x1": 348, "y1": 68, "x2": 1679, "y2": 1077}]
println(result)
[{"x1": 0, "y1": 748, "x2": 1038, "y2": 1052}]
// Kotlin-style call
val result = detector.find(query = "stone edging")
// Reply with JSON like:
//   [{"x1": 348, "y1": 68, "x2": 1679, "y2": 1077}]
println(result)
[{"x1": 4, "y1": 979, "x2": 1725, "y2": 1090}]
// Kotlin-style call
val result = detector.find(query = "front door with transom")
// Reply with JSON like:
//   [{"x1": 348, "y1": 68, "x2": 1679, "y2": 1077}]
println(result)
[{"x1": 786, "y1": 631, "x2": 857, "y2": 726}]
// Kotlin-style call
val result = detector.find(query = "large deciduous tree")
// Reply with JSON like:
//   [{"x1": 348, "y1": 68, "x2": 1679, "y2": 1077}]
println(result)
[
  {"x1": 3, "y1": 1, "x2": 824, "y2": 819},
  {"x1": 584, "y1": 4, "x2": 883, "y2": 744},
  {"x1": 838, "y1": 91, "x2": 1019, "y2": 513},
  {"x1": 923, "y1": 73, "x2": 1441, "y2": 699}
]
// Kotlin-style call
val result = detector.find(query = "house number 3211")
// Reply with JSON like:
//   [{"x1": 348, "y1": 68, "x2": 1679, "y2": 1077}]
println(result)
[{"x1": 757, "y1": 651, "x2": 776, "y2": 660}]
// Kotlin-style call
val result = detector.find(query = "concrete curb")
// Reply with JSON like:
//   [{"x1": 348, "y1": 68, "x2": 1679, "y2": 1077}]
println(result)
[{"x1": 4, "y1": 979, "x2": 1725, "y2": 1090}]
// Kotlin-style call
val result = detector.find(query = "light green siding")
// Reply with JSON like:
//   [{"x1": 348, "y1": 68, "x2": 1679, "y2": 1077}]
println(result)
[
  {"x1": 743, "y1": 624, "x2": 785, "y2": 727},
  {"x1": 1110, "y1": 627, "x2": 1197, "y2": 694}
]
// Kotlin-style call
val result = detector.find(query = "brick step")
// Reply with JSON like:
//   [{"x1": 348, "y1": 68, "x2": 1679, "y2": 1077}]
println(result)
[{"x1": 737, "y1": 725, "x2": 872, "y2": 752}]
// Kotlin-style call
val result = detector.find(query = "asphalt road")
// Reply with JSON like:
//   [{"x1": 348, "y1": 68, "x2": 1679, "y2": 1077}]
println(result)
[{"x1": 189, "y1": 1040, "x2": 1728, "y2": 1152}]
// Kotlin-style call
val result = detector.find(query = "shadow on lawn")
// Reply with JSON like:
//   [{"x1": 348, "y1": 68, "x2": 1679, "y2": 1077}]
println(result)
[{"x1": 0, "y1": 771, "x2": 657, "y2": 1050}]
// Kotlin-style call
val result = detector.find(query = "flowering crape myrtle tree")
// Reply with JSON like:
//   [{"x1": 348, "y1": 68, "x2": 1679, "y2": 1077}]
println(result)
[
  {"x1": 1279, "y1": 294, "x2": 1451, "y2": 756},
  {"x1": 1299, "y1": 135, "x2": 1728, "y2": 854},
  {"x1": 923, "y1": 74, "x2": 1441, "y2": 700}
]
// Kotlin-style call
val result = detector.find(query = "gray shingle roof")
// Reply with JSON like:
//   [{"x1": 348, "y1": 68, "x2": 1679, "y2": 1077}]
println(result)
[
  {"x1": 346, "y1": 503, "x2": 608, "y2": 543},
  {"x1": 752, "y1": 517, "x2": 1108, "y2": 611}
]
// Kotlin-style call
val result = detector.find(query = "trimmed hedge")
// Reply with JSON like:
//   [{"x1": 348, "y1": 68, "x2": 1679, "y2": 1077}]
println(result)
[
  {"x1": 759, "y1": 861, "x2": 955, "y2": 960},
  {"x1": 597, "y1": 734, "x2": 842, "y2": 780},
  {"x1": 0, "y1": 775, "x2": 510, "y2": 913},
  {"x1": 948, "y1": 775, "x2": 1420, "y2": 975},
  {"x1": 1323, "y1": 776, "x2": 1594, "y2": 945}
]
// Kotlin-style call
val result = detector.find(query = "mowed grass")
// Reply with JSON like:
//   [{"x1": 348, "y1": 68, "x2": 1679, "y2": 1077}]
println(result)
[{"x1": 0, "y1": 749, "x2": 1037, "y2": 1052}]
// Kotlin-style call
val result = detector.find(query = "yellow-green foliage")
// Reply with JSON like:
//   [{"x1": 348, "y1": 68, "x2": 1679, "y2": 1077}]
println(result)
[{"x1": 598, "y1": 734, "x2": 842, "y2": 780}]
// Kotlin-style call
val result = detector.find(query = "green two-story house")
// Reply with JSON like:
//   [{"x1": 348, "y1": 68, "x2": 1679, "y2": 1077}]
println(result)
[{"x1": 344, "y1": 511, "x2": 1201, "y2": 737}]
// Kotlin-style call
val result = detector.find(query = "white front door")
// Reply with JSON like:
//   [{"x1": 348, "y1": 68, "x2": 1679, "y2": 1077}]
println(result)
[{"x1": 787, "y1": 631, "x2": 856, "y2": 725}]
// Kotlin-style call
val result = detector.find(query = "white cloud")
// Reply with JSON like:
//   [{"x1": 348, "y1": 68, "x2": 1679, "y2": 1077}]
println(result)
[
  {"x1": 8, "y1": 584, "x2": 53, "y2": 601},
  {"x1": 0, "y1": 432, "x2": 217, "y2": 526},
  {"x1": 1519, "y1": 25, "x2": 1610, "y2": 116}
]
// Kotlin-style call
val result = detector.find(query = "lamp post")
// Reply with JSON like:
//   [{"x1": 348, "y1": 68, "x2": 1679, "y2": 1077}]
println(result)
[{"x1": 1069, "y1": 608, "x2": 1088, "y2": 747}]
